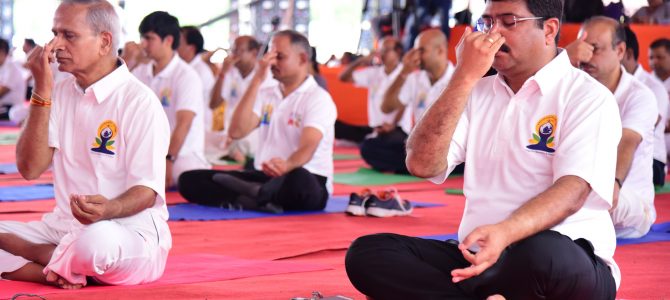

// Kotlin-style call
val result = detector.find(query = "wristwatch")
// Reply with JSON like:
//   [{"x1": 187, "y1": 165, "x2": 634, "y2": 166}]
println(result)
[{"x1": 166, "y1": 154, "x2": 177, "y2": 162}]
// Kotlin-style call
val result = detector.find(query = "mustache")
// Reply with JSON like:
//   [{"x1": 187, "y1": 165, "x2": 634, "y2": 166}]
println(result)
[
  {"x1": 499, "y1": 44, "x2": 511, "y2": 53},
  {"x1": 579, "y1": 62, "x2": 595, "y2": 70}
]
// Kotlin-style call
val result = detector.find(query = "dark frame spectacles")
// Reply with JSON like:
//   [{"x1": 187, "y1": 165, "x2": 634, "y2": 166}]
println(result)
[{"x1": 476, "y1": 15, "x2": 547, "y2": 33}]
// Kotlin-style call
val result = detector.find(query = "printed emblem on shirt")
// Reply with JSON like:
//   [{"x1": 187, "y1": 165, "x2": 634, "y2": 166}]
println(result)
[
  {"x1": 91, "y1": 120, "x2": 118, "y2": 155},
  {"x1": 526, "y1": 115, "x2": 557, "y2": 154},
  {"x1": 287, "y1": 112, "x2": 303, "y2": 128},
  {"x1": 160, "y1": 88, "x2": 171, "y2": 107},
  {"x1": 260, "y1": 103, "x2": 273, "y2": 125},
  {"x1": 230, "y1": 82, "x2": 238, "y2": 99},
  {"x1": 416, "y1": 92, "x2": 427, "y2": 109}
]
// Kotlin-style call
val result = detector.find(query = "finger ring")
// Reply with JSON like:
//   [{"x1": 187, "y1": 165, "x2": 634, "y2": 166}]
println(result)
[{"x1": 487, "y1": 38, "x2": 495, "y2": 43}]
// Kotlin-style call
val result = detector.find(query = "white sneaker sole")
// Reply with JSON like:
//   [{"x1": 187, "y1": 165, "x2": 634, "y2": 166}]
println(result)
[
  {"x1": 345, "y1": 205, "x2": 367, "y2": 216},
  {"x1": 366, "y1": 206, "x2": 413, "y2": 217}
]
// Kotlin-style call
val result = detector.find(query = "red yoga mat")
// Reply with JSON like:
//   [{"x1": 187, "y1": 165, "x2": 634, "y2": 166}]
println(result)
[{"x1": 0, "y1": 253, "x2": 330, "y2": 299}]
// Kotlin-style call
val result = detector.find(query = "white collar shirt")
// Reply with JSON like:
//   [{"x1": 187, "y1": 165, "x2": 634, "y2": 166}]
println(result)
[
  {"x1": 430, "y1": 51, "x2": 622, "y2": 287},
  {"x1": 352, "y1": 64, "x2": 412, "y2": 133},
  {"x1": 252, "y1": 76, "x2": 337, "y2": 192},
  {"x1": 633, "y1": 66, "x2": 669, "y2": 163},
  {"x1": 0, "y1": 59, "x2": 27, "y2": 106},
  {"x1": 398, "y1": 62, "x2": 455, "y2": 126},
  {"x1": 614, "y1": 66, "x2": 657, "y2": 206},
  {"x1": 132, "y1": 54, "x2": 206, "y2": 159},
  {"x1": 652, "y1": 71, "x2": 670, "y2": 97},
  {"x1": 46, "y1": 62, "x2": 172, "y2": 249},
  {"x1": 188, "y1": 53, "x2": 216, "y2": 127}
]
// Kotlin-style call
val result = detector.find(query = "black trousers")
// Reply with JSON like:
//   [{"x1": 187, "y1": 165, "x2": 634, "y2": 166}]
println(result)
[
  {"x1": 359, "y1": 127, "x2": 409, "y2": 174},
  {"x1": 177, "y1": 167, "x2": 329, "y2": 211},
  {"x1": 653, "y1": 159, "x2": 665, "y2": 187},
  {"x1": 335, "y1": 120, "x2": 374, "y2": 144},
  {"x1": 345, "y1": 231, "x2": 616, "y2": 300}
]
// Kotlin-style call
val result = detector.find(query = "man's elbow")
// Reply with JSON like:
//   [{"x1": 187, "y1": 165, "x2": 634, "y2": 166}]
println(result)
[
  {"x1": 228, "y1": 126, "x2": 245, "y2": 140},
  {"x1": 17, "y1": 162, "x2": 41, "y2": 180},
  {"x1": 405, "y1": 152, "x2": 441, "y2": 179},
  {"x1": 381, "y1": 102, "x2": 395, "y2": 114}
]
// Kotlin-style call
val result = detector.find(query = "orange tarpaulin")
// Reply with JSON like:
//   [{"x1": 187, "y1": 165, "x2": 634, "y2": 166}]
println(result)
[{"x1": 324, "y1": 24, "x2": 670, "y2": 126}]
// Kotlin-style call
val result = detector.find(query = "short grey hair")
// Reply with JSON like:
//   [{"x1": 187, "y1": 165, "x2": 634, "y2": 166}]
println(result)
[
  {"x1": 61, "y1": 0, "x2": 121, "y2": 53},
  {"x1": 272, "y1": 30, "x2": 312, "y2": 60}
]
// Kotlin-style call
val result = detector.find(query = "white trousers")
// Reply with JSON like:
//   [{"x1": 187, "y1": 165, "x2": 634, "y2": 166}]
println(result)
[
  {"x1": 611, "y1": 188, "x2": 656, "y2": 239},
  {"x1": 0, "y1": 219, "x2": 168, "y2": 286}
]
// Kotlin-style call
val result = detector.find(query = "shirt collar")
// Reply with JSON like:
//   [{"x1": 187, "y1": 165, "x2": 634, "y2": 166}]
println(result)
[
  {"x1": 493, "y1": 49, "x2": 571, "y2": 98},
  {"x1": 75, "y1": 59, "x2": 128, "y2": 104}
]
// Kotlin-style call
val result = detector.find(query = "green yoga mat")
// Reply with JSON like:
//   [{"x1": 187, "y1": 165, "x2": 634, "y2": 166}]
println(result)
[
  {"x1": 333, "y1": 167, "x2": 424, "y2": 186},
  {"x1": 445, "y1": 188, "x2": 464, "y2": 195},
  {"x1": 655, "y1": 184, "x2": 670, "y2": 194},
  {"x1": 333, "y1": 153, "x2": 361, "y2": 161},
  {"x1": 0, "y1": 132, "x2": 19, "y2": 145}
]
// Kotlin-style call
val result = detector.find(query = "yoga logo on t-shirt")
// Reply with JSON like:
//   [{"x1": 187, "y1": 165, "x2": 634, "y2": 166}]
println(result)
[
  {"x1": 91, "y1": 120, "x2": 118, "y2": 155},
  {"x1": 160, "y1": 88, "x2": 171, "y2": 107},
  {"x1": 287, "y1": 112, "x2": 302, "y2": 128},
  {"x1": 526, "y1": 115, "x2": 556, "y2": 154},
  {"x1": 261, "y1": 103, "x2": 273, "y2": 125}
]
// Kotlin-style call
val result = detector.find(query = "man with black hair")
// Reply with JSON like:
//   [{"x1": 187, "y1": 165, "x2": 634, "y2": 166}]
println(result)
[
  {"x1": 179, "y1": 30, "x2": 336, "y2": 213},
  {"x1": 568, "y1": 16, "x2": 657, "y2": 239},
  {"x1": 178, "y1": 25, "x2": 215, "y2": 130},
  {"x1": 0, "y1": 38, "x2": 27, "y2": 120},
  {"x1": 346, "y1": 1, "x2": 620, "y2": 299},
  {"x1": 132, "y1": 11, "x2": 210, "y2": 188},
  {"x1": 650, "y1": 38, "x2": 670, "y2": 94},
  {"x1": 621, "y1": 26, "x2": 669, "y2": 187},
  {"x1": 337, "y1": 36, "x2": 410, "y2": 145}
]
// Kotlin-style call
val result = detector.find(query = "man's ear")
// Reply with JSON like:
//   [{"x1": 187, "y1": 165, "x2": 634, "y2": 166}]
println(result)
[
  {"x1": 615, "y1": 41, "x2": 626, "y2": 61},
  {"x1": 544, "y1": 18, "x2": 560, "y2": 46},
  {"x1": 100, "y1": 31, "x2": 113, "y2": 56}
]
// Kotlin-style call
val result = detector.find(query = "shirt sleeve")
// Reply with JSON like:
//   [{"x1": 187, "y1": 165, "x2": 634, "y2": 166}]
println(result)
[
  {"x1": 352, "y1": 68, "x2": 371, "y2": 88},
  {"x1": 553, "y1": 89, "x2": 622, "y2": 208},
  {"x1": 302, "y1": 90, "x2": 337, "y2": 135},
  {"x1": 48, "y1": 84, "x2": 63, "y2": 150},
  {"x1": 620, "y1": 86, "x2": 658, "y2": 137}
]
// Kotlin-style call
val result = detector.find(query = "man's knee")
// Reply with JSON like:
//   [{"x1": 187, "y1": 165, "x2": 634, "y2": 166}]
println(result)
[
  {"x1": 72, "y1": 222, "x2": 126, "y2": 267},
  {"x1": 346, "y1": 233, "x2": 397, "y2": 269}
]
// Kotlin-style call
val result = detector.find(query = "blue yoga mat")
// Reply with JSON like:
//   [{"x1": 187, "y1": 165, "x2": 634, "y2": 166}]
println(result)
[
  {"x1": 0, "y1": 163, "x2": 18, "y2": 174},
  {"x1": 0, "y1": 184, "x2": 54, "y2": 201},
  {"x1": 420, "y1": 222, "x2": 670, "y2": 246},
  {"x1": 168, "y1": 196, "x2": 444, "y2": 221}
]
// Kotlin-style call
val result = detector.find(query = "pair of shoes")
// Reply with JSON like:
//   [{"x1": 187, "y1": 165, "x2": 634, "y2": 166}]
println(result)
[{"x1": 346, "y1": 187, "x2": 413, "y2": 217}]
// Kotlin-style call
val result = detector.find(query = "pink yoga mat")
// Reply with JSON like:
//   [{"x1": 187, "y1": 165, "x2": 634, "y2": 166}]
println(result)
[{"x1": 0, "y1": 253, "x2": 330, "y2": 298}]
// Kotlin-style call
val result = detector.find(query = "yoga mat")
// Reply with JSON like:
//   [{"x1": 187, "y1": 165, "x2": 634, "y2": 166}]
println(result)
[
  {"x1": 445, "y1": 188, "x2": 464, "y2": 195},
  {"x1": 334, "y1": 167, "x2": 424, "y2": 186},
  {"x1": 0, "y1": 162, "x2": 18, "y2": 174},
  {"x1": 333, "y1": 153, "x2": 361, "y2": 161},
  {"x1": 0, "y1": 132, "x2": 18, "y2": 145},
  {"x1": 168, "y1": 196, "x2": 444, "y2": 221},
  {"x1": 0, "y1": 253, "x2": 331, "y2": 299},
  {"x1": 422, "y1": 233, "x2": 459, "y2": 241},
  {"x1": 0, "y1": 120, "x2": 17, "y2": 127},
  {"x1": 655, "y1": 184, "x2": 670, "y2": 194},
  {"x1": 0, "y1": 184, "x2": 54, "y2": 201}
]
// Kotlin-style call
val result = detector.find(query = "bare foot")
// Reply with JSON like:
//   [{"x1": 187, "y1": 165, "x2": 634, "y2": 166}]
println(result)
[{"x1": 46, "y1": 270, "x2": 84, "y2": 290}]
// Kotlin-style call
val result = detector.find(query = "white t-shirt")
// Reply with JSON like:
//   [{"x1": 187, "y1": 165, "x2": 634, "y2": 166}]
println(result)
[
  {"x1": 633, "y1": 66, "x2": 669, "y2": 164},
  {"x1": 615, "y1": 66, "x2": 657, "y2": 210},
  {"x1": 221, "y1": 66, "x2": 277, "y2": 131},
  {"x1": 188, "y1": 53, "x2": 215, "y2": 128},
  {"x1": 252, "y1": 76, "x2": 337, "y2": 192},
  {"x1": 653, "y1": 71, "x2": 670, "y2": 96},
  {"x1": 45, "y1": 61, "x2": 172, "y2": 249},
  {"x1": 0, "y1": 59, "x2": 26, "y2": 106},
  {"x1": 398, "y1": 62, "x2": 455, "y2": 125},
  {"x1": 429, "y1": 51, "x2": 622, "y2": 287},
  {"x1": 352, "y1": 64, "x2": 412, "y2": 133},
  {"x1": 132, "y1": 55, "x2": 207, "y2": 163}
]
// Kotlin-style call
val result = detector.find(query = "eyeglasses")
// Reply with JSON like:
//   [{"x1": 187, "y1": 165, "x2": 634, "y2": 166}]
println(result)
[{"x1": 476, "y1": 15, "x2": 546, "y2": 33}]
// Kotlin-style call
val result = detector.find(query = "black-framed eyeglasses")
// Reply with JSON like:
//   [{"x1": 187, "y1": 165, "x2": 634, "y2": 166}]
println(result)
[{"x1": 476, "y1": 15, "x2": 547, "y2": 33}]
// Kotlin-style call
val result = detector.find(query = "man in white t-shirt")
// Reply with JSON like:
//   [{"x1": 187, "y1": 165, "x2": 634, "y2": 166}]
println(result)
[
  {"x1": 2, "y1": 0, "x2": 171, "y2": 289},
  {"x1": 132, "y1": 11, "x2": 210, "y2": 188},
  {"x1": 364, "y1": 28, "x2": 454, "y2": 174},
  {"x1": 179, "y1": 30, "x2": 336, "y2": 213},
  {"x1": 208, "y1": 36, "x2": 276, "y2": 164},
  {"x1": 569, "y1": 17, "x2": 658, "y2": 238},
  {"x1": 0, "y1": 38, "x2": 27, "y2": 120},
  {"x1": 346, "y1": 1, "x2": 619, "y2": 299},
  {"x1": 621, "y1": 26, "x2": 669, "y2": 187},
  {"x1": 336, "y1": 37, "x2": 410, "y2": 143},
  {"x1": 177, "y1": 26, "x2": 215, "y2": 129}
]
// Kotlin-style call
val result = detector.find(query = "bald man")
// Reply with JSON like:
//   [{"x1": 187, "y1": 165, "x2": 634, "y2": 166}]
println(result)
[
  {"x1": 337, "y1": 37, "x2": 411, "y2": 144},
  {"x1": 360, "y1": 29, "x2": 454, "y2": 175},
  {"x1": 568, "y1": 16, "x2": 657, "y2": 239}
]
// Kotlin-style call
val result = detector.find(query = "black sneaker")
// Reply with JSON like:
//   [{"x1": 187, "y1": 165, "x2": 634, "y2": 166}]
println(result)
[
  {"x1": 365, "y1": 188, "x2": 413, "y2": 217},
  {"x1": 345, "y1": 189, "x2": 373, "y2": 216}
]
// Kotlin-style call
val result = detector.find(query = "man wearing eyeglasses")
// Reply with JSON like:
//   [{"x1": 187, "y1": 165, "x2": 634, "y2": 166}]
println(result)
[
  {"x1": 567, "y1": 17, "x2": 657, "y2": 240},
  {"x1": 345, "y1": 1, "x2": 619, "y2": 299}
]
